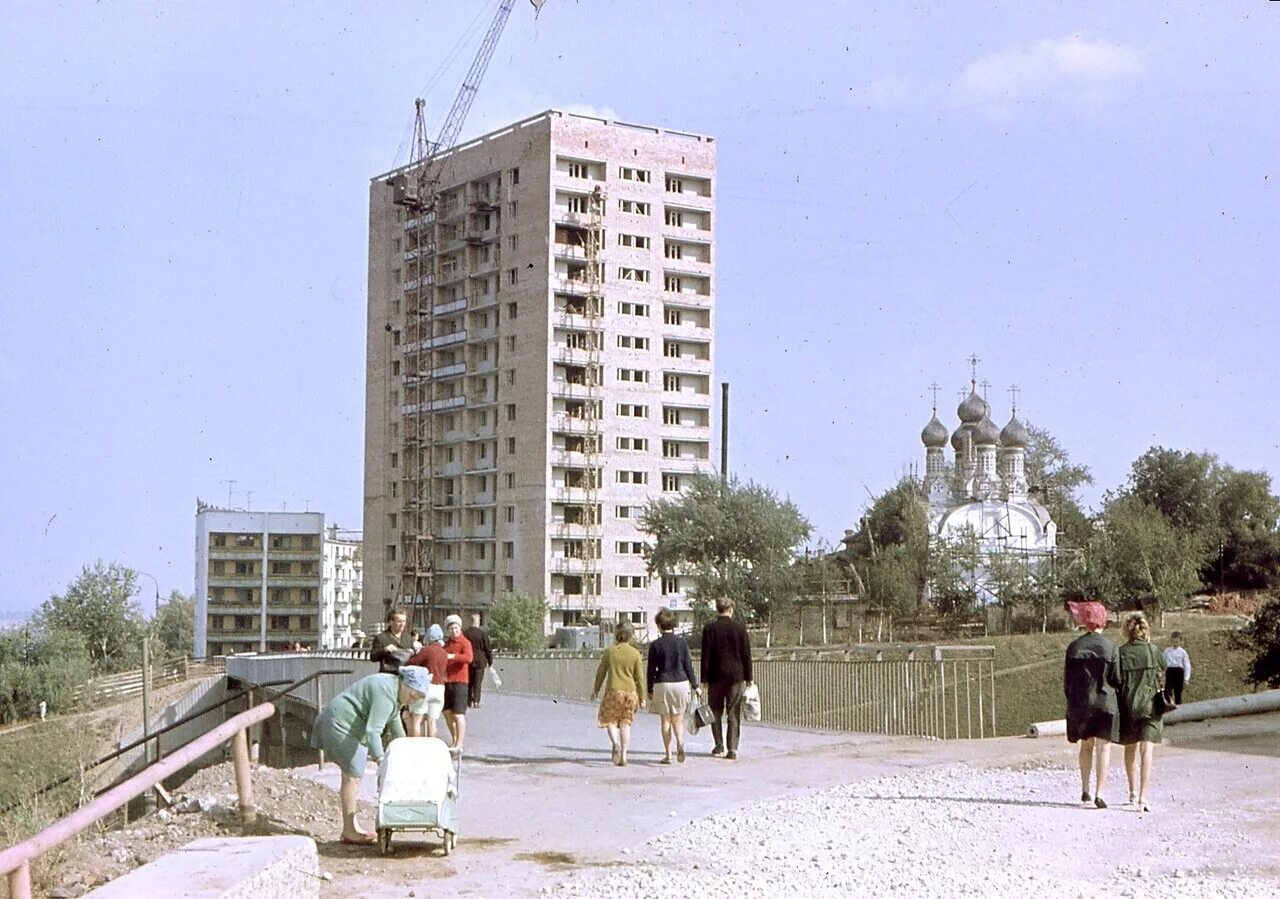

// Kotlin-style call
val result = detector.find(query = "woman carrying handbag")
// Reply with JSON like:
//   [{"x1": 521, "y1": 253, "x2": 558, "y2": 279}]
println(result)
[{"x1": 1117, "y1": 612, "x2": 1167, "y2": 812}]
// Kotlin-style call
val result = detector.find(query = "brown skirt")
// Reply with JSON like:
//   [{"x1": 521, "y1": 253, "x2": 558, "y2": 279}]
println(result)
[{"x1": 597, "y1": 690, "x2": 639, "y2": 727}]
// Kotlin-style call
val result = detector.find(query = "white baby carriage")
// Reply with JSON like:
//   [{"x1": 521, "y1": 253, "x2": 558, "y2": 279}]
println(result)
[{"x1": 375, "y1": 736, "x2": 461, "y2": 855}]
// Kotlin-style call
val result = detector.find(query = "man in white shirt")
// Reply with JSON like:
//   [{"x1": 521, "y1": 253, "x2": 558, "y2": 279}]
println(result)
[{"x1": 1162, "y1": 631, "x2": 1192, "y2": 704}]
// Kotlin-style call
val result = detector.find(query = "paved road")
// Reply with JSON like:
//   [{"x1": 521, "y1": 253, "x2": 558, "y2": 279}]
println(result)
[{"x1": 305, "y1": 693, "x2": 1280, "y2": 898}]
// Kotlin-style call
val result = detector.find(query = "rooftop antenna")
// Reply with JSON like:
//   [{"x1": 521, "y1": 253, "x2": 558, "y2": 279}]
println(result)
[
  {"x1": 244, "y1": 491, "x2": 254, "y2": 511},
  {"x1": 221, "y1": 479, "x2": 237, "y2": 508}
]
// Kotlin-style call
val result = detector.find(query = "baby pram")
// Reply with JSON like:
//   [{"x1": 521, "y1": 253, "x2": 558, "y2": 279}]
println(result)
[{"x1": 375, "y1": 736, "x2": 460, "y2": 855}]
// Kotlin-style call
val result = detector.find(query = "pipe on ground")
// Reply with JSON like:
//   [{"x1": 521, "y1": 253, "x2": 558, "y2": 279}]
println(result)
[{"x1": 1027, "y1": 689, "x2": 1280, "y2": 738}]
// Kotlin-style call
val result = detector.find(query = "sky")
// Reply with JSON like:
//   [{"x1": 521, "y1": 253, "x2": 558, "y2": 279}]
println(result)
[{"x1": 2, "y1": 1, "x2": 1277, "y2": 622}]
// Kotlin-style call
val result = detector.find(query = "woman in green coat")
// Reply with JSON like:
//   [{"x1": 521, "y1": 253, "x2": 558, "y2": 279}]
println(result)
[
  {"x1": 311, "y1": 666, "x2": 431, "y2": 843},
  {"x1": 1117, "y1": 613, "x2": 1166, "y2": 812}
]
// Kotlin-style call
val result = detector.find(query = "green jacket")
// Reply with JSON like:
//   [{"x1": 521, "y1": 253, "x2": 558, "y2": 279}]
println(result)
[{"x1": 593, "y1": 643, "x2": 645, "y2": 698}]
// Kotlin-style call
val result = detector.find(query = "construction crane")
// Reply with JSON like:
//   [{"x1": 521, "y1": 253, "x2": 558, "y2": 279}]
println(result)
[
  {"x1": 388, "y1": 0, "x2": 536, "y2": 627},
  {"x1": 391, "y1": 0, "x2": 536, "y2": 212}
]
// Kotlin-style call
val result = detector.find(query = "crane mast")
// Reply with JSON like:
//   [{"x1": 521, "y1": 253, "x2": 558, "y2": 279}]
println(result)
[{"x1": 388, "y1": 0, "x2": 523, "y2": 627}]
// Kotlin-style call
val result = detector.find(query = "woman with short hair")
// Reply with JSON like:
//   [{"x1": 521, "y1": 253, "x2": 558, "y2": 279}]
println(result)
[
  {"x1": 1118, "y1": 612, "x2": 1166, "y2": 811},
  {"x1": 310, "y1": 666, "x2": 431, "y2": 844},
  {"x1": 591, "y1": 621, "x2": 646, "y2": 766},
  {"x1": 646, "y1": 608, "x2": 698, "y2": 764}
]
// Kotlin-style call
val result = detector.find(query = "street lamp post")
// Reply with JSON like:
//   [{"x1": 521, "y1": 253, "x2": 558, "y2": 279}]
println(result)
[{"x1": 133, "y1": 570, "x2": 163, "y2": 813}]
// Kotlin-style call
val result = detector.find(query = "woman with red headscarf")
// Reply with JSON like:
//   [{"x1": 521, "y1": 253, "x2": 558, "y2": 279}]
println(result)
[{"x1": 1064, "y1": 601, "x2": 1121, "y2": 808}]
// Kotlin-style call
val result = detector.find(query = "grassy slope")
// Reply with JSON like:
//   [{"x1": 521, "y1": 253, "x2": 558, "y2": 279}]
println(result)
[{"x1": 956, "y1": 614, "x2": 1256, "y2": 737}]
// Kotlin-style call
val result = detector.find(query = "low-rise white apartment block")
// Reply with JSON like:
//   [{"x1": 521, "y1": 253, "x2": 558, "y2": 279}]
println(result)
[
  {"x1": 363, "y1": 109, "x2": 716, "y2": 636},
  {"x1": 194, "y1": 504, "x2": 364, "y2": 655}
]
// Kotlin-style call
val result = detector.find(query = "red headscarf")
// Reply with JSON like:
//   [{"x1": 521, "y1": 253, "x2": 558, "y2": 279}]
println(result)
[{"x1": 1067, "y1": 601, "x2": 1108, "y2": 630}]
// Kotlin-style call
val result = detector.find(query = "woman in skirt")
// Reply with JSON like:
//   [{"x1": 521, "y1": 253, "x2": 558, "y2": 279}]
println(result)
[{"x1": 591, "y1": 621, "x2": 646, "y2": 766}]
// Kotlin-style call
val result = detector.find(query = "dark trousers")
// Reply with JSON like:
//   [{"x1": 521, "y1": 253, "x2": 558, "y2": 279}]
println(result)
[
  {"x1": 709, "y1": 680, "x2": 745, "y2": 752},
  {"x1": 1165, "y1": 667, "x2": 1186, "y2": 704},
  {"x1": 468, "y1": 665, "x2": 486, "y2": 706}
]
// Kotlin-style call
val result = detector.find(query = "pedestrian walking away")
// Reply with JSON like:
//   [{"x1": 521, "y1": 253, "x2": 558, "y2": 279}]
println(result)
[
  {"x1": 442, "y1": 614, "x2": 474, "y2": 752},
  {"x1": 1063, "y1": 600, "x2": 1121, "y2": 809},
  {"x1": 464, "y1": 612, "x2": 494, "y2": 709},
  {"x1": 700, "y1": 596, "x2": 752, "y2": 760},
  {"x1": 592, "y1": 620, "x2": 646, "y2": 766},
  {"x1": 1118, "y1": 612, "x2": 1166, "y2": 812},
  {"x1": 646, "y1": 607, "x2": 699, "y2": 764},
  {"x1": 309, "y1": 665, "x2": 431, "y2": 844},
  {"x1": 1161, "y1": 631, "x2": 1192, "y2": 705}
]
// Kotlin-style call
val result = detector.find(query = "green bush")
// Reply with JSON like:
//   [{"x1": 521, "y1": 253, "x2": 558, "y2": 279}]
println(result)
[
  {"x1": 487, "y1": 592, "x2": 548, "y2": 652},
  {"x1": 1243, "y1": 597, "x2": 1280, "y2": 688}
]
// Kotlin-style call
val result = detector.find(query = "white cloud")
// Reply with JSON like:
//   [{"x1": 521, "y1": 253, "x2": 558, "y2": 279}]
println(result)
[
  {"x1": 955, "y1": 34, "x2": 1146, "y2": 108},
  {"x1": 854, "y1": 75, "x2": 914, "y2": 110}
]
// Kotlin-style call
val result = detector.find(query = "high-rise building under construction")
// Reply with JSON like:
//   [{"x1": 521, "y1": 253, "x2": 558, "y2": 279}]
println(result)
[{"x1": 363, "y1": 109, "x2": 715, "y2": 636}]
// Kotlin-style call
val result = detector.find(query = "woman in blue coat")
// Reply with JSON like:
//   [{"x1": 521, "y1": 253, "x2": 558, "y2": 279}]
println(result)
[{"x1": 311, "y1": 665, "x2": 431, "y2": 843}]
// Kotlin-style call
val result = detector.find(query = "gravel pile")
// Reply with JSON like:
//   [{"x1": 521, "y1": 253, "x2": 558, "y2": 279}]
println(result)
[{"x1": 548, "y1": 760, "x2": 1273, "y2": 899}]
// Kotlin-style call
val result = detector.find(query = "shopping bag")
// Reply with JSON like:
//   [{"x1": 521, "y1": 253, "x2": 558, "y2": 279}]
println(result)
[
  {"x1": 742, "y1": 683, "x2": 762, "y2": 722},
  {"x1": 487, "y1": 667, "x2": 503, "y2": 689}
]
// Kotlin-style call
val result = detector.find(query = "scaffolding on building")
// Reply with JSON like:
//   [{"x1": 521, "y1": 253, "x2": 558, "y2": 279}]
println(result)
[{"x1": 580, "y1": 185, "x2": 605, "y2": 619}]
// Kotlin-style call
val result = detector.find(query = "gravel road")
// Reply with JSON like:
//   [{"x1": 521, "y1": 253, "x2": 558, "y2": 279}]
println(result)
[{"x1": 549, "y1": 759, "x2": 1277, "y2": 899}]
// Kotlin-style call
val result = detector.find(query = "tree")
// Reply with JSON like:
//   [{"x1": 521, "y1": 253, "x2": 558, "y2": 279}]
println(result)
[
  {"x1": 486, "y1": 592, "x2": 548, "y2": 652},
  {"x1": 1242, "y1": 597, "x2": 1280, "y2": 689},
  {"x1": 1211, "y1": 468, "x2": 1280, "y2": 590},
  {"x1": 0, "y1": 626, "x2": 94, "y2": 724},
  {"x1": 1124, "y1": 448, "x2": 1280, "y2": 591},
  {"x1": 153, "y1": 590, "x2": 195, "y2": 657},
  {"x1": 841, "y1": 476, "x2": 929, "y2": 615},
  {"x1": 1023, "y1": 422, "x2": 1093, "y2": 549},
  {"x1": 641, "y1": 474, "x2": 811, "y2": 627},
  {"x1": 1086, "y1": 495, "x2": 1205, "y2": 620},
  {"x1": 37, "y1": 562, "x2": 146, "y2": 673},
  {"x1": 929, "y1": 525, "x2": 984, "y2": 619},
  {"x1": 1127, "y1": 447, "x2": 1220, "y2": 544}
]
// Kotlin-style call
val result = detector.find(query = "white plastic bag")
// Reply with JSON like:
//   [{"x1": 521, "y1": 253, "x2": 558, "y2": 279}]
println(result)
[
  {"x1": 488, "y1": 667, "x2": 503, "y2": 688},
  {"x1": 742, "y1": 683, "x2": 761, "y2": 722}
]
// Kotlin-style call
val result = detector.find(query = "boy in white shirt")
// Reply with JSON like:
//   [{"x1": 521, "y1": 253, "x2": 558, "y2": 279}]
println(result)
[{"x1": 1162, "y1": 631, "x2": 1192, "y2": 704}]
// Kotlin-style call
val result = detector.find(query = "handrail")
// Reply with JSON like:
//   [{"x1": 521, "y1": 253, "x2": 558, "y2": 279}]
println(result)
[
  {"x1": 0, "y1": 702, "x2": 277, "y2": 899},
  {"x1": 0, "y1": 678, "x2": 290, "y2": 816}
]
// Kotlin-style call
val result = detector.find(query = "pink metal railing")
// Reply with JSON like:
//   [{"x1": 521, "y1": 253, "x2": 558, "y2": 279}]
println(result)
[{"x1": 0, "y1": 702, "x2": 276, "y2": 899}]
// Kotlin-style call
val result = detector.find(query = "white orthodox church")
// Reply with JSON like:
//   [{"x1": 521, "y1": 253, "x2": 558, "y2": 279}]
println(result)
[{"x1": 919, "y1": 379, "x2": 1056, "y2": 604}]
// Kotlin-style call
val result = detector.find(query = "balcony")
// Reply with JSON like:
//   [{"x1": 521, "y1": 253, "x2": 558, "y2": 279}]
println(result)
[
  {"x1": 429, "y1": 362, "x2": 467, "y2": 380},
  {"x1": 433, "y1": 298, "x2": 468, "y2": 316}
]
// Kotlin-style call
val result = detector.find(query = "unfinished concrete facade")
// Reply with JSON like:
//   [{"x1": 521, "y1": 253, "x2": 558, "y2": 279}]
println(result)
[{"x1": 363, "y1": 110, "x2": 716, "y2": 636}]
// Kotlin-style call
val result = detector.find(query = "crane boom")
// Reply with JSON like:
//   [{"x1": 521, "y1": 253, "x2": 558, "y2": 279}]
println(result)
[
  {"x1": 393, "y1": 0, "x2": 519, "y2": 212},
  {"x1": 433, "y1": 0, "x2": 517, "y2": 159}
]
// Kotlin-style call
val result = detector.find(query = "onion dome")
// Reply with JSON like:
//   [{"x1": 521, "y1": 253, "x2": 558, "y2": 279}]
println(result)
[
  {"x1": 957, "y1": 388, "x2": 989, "y2": 424},
  {"x1": 951, "y1": 423, "x2": 969, "y2": 452},
  {"x1": 973, "y1": 415, "x2": 1000, "y2": 446},
  {"x1": 922, "y1": 414, "x2": 949, "y2": 448},
  {"x1": 1000, "y1": 414, "x2": 1029, "y2": 449}
]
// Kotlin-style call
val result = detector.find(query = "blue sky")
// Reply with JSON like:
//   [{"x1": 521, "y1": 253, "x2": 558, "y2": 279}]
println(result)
[{"x1": 2, "y1": 1, "x2": 1277, "y2": 621}]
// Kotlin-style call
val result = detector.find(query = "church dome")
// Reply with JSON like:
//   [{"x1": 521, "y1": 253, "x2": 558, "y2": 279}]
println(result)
[
  {"x1": 957, "y1": 389, "x2": 988, "y2": 424},
  {"x1": 922, "y1": 414, "x2": 949, "y2": 448},
  {"x1": 951, "y1": 423, "x2": 971, "y2": 452},
  {"x1": 1001, "y1": 414, "x2": 1029, "y2": 449},
  {"x1": 974, "y1": 415, "x2": 1000, "y2": 446}
]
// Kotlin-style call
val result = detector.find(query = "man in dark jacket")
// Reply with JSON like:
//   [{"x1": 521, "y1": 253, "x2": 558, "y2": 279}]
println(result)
[
  {"x1": 369, "y1": 606, "x2": 420, "y2": 673},
  {"x1": 700, "y1": 596, "x2": 753, "y2": 759},
  {"x1": 464, "y1": 612, "x2": 494, "y2": 708}
]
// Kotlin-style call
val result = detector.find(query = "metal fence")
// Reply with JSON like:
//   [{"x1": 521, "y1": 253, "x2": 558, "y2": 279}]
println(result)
[
  {"x1": 493, "y1": 644, "x2": 997, "y2": 740},
  {"x1": 224, "y1": 650, "x2": 376, "y2": 711}
]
